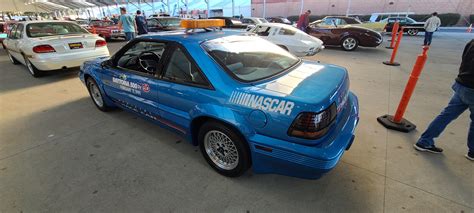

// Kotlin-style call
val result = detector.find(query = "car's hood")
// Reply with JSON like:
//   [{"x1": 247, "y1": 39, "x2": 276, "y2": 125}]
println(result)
[{"x1": 248, "y1": 60, "x2": 348, "y2": 112}]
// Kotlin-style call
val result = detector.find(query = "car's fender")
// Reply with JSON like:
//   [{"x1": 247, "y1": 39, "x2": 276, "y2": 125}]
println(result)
[
  {"x1": 80, "y1": 61, "x2": 115, "y2": 106},
  {"x1": 188, "y1": 103, "x2": 256, "y2": 145}
]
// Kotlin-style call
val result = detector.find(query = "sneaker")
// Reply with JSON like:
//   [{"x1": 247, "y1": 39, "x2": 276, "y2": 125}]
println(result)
[
  {"x1": 465, "y1": 152, "x2": 474, "y2": 161},
  {"x1": 413, "y1": 143, "x2": 443, "y2": 154}
]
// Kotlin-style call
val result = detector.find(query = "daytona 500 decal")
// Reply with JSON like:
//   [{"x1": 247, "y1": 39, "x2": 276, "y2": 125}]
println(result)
[
  {"x1": 229, "y1": 91, "x2": 295, "y2": 115},
  {"x1": 112, "y1": 77, "x2": 150, "y2": 95}
]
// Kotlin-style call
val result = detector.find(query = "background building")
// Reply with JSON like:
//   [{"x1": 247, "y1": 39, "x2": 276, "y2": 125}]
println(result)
[{"x1": 252, "y1": 0, "x2": 472, "y2": 22}]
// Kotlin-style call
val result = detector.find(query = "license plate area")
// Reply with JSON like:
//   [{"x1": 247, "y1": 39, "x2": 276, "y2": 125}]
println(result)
[{"x1": 68, "y1": 42, "x2": 83, "y2": 49}]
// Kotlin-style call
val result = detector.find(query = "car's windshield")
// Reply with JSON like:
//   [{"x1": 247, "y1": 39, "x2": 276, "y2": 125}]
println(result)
[
  {"x1": 203, "y1": 35, "x2": 300, "y2": 82},
  {"x1": 158, "y1": 18, "x2": 181, "y2": 27},
  {"x1": 258, "y1": 18, "x2": 269, "y2": 23},
  {"x1": 27, "y1": 22, "x2": 89, "y2": 37}
]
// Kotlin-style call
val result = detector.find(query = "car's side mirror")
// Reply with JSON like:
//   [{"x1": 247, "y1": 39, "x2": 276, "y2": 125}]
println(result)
[{"x1": 101, "y1": 59, "x2": 113, "y2": 68}]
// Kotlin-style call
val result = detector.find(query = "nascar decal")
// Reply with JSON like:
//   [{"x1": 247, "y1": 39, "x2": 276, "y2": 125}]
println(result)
[{"x1": 229, "y1": 91, "x2": 295, "y2": 115}]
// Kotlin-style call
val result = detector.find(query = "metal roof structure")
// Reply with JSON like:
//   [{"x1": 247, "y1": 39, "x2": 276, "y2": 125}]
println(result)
[{"x1": 2, "y1": 0, "x2": 206, "y2": 12}]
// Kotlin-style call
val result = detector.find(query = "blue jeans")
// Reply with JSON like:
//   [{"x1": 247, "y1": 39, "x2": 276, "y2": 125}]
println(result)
[
  {"x1": 125, "y1": 32, "x2": 135, "y2": 41},
  {"x1": 417, "y1": 82, "x2": 474, "y2": 152},
  {"x1": 424, "y1": 31, "x2": 433, "y2": 45}
]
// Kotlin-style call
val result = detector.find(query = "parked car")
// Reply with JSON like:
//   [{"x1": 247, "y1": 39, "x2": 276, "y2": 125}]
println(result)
[
  {"x1": 381, "y1": 17, "x2": 425, "y2": 36},
  {"x1": 79, "y1": 25, "x2": 359, "y2": 179},
  {"x1": 4, "y1": 21, "x2": 110, "y2": 77},
  {"x1": 249, "y1": 23, "x2": 324, "y2": 57},
  {"x1": 88, "y1": 20, "x2": 125, "y2": 40},
  {"x1": 266, "y1": 17, "x2": 292, "y2": 25},
  {"x1": 307, "y1": 20, "x2": 383, "y2": 51},
  {"x1": 147, "y1": 17, "x2": 181, "y2": 32},
  {"x1": 317, "y1": 16, "x2": 386, "y2": 32},
  {"x1": 210, "y1": 17, "x2": 247, "y2": 29}
]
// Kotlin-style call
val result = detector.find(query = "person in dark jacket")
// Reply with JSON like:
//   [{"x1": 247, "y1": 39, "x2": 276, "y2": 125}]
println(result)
[
  {"x1": 414, "y1": 39, "x2": 474, "y2": 161},
  {"x1": 135, "y1": 10, "x2": 148, "y2": 35}
]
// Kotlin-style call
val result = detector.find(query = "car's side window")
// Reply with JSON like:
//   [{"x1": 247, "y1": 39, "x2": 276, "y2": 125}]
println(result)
[
  {"x1": 116, "y1": 41, "x2": 166, "y2": 75},
  {"x1": 10, "y1": 24, "x2": 23, "y2": 39},
  {"x1": 15, "y1": 24, "x2": 24, "y2": 39},
  {"x1": 254, "y1": 25, "x2": 271, "y2": 36},
  {"x1": 278, "y1": 27, "x2": 296, "y2": 36},
  {"x1": 8, "y1": 25, "x2": 17, "y2": 39},
  {"x1": 163, "y1": 47, "x2": 207, "y2": 86}
]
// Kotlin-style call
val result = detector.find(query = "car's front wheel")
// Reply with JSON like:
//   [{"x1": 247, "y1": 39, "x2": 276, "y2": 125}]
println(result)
[
  {"x1": 198, "y1": 121, "x2": 251, "y2": 177},
  {"x1": 407, "y1": 29, "x2": 419, "y2": 36},
  {"x1": 86, "y1": 77, "x2": 112, "y2": 112},
  {"x1": 341, "y1": 36, "x2": 358, "y2": 51},
  {"x1": 23, "y1": 55, "x2": 43, "y2": 77}
]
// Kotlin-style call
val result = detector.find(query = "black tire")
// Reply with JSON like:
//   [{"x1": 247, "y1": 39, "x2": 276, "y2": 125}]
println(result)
[
  {"x1": 198, "y1": 121, "x2": 251, "y2": 177},
  {"x1": 86, "y1": 77, "x2": 112, "y2": 112},
  {"x1": 341, "y1": 36, "x2": 358, "y2": 51},
  {"x1": 278, "y1": 45, "x2": 289, "y2": 51},
  {"x1": 23, "y1": 55, "x2": 43, "y2": 77},
  {"x1": 7, "y1": 51, "x2": 20, "y2": 65},
  {"x1": 407, "y1": 29, "x2": 419, "y2": 36}
]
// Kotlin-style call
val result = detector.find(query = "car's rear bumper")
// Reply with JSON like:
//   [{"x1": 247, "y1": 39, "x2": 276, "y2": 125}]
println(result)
[
  {"x1": 248, "y1": 92, "x2": 359, "y2": 179},
  {"x1": 29, "y1": 47, "x2": 110, "y2": 71}
]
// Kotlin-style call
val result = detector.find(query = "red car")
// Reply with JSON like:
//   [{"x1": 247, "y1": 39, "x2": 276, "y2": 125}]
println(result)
[
  {"x1": 88, "y1": 20, "x2": 125, "y2": 40},
  {"x1": 1, "y1": 21, "x2": 17, "y2": 49}
]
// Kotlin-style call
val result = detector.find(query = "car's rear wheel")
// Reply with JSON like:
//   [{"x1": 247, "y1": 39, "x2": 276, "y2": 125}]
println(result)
[
  {"x1": 86, "y1": 77, "x2": 112, "y2": 112},
  {"x1": 7, "y1": 51, "x2": 20, "y2": 65},
  {"x1": 198, "y1": 121, "x2": 251, "y2": 177},
  {"x1": 23, "y1": 55, "x2": 43, "y2": 77},
  {"x1": 341, "y1": 36, "x2": 358, "y2": 51}
]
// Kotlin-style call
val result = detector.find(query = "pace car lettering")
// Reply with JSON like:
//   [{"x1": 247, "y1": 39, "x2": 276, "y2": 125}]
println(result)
[
  {"x1": 229, "y1": 91, "x2": 295, "y2": 116},
  {"x1": 112, "y1": 77, "x2": 142, "y2": 90},
  {"x1": 112, "y1": 77, "x2": 142, "y2": 95}
]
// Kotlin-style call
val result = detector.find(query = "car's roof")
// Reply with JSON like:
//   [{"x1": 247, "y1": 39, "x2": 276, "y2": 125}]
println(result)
[{"x1": 140, "y1": 30, "x2": 244, "y2": 44}]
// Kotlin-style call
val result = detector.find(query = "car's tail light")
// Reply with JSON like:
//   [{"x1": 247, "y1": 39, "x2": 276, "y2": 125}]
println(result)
[
  {"x1": 95, "y1": 40, "x2": 107, "y2": 47},
  {"x1": 288, "y1": 103, "x2": 337, "y2": 139},
  {"x1": 32, "y1": 45, "x2": 55, "y2": 53}
]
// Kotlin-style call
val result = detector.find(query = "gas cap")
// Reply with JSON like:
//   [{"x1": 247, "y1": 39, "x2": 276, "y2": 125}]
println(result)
[{"x1": 248, "y1": 110, "x2": 267, "y2": 128}]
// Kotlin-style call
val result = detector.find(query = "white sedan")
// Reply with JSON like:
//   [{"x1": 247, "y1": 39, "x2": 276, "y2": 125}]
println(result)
[
  {"x1": 248, "y1": 23, "x2": 324, "y2": 57},
  {"x1": 3, "y1": 20, "x2": 110, "y2": 77}
]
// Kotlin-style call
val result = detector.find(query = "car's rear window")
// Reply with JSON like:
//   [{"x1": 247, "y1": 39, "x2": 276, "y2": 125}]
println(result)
[
  {"x1": 203, "y1": 35, "x2": 300, "y2": 82},
  {"x1": 27, "y1": 22, "x2": 89, "y2": 38}
]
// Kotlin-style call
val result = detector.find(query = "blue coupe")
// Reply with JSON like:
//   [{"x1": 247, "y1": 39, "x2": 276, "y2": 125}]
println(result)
[{"x1": 79, "y1": 30, "x2": 359, "y2": 179}]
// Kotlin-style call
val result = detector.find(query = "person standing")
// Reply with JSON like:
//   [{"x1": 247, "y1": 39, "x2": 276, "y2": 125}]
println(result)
[
  {"x1": 423, "y1": 12, "x2": 441, "y2": 46},
  {"x1": 135, "y1": 10, "x2": 148, "y2": 35},
  {"x1": 118, "y1": 7, "x2": 137, "y2": 41},
  {"x1": 414, "y1": 39, "x2": 474, "y2": 161},
  {"x1": 296, "y1": 10, "x2": 311, "y2": 32}
]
